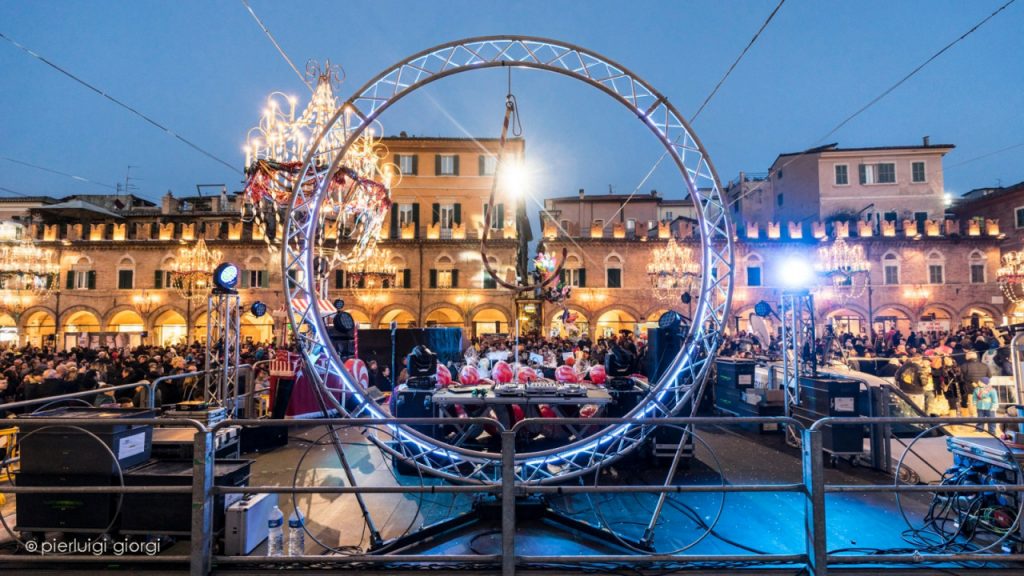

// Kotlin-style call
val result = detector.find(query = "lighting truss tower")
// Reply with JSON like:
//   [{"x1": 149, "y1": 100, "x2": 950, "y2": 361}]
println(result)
[
  {"x1": 779, "y1": 289, "x2": 817, "y2": 417},
  {"x1": 205, "y1": 292, "x2": 241, "y2": 415}
]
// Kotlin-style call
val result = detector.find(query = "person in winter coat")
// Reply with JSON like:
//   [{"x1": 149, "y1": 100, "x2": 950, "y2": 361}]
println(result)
[
  {"x1": 895, "y1": 357, "x2": 926, "y2": 412},
  {"x1": 941, "y1": 356, "x2": 966, "y2": 416},
  {"x1": 973, "y1": 377, "x2": 999, "y2": 435}
]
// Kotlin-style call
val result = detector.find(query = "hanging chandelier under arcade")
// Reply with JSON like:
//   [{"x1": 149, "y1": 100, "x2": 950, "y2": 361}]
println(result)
[
  {"x1": 0, "y1": 238, "x2": 60, "y2": 298},
  {"x1": 646, "y1": 237, "x2": 700, "y2": 304},
  {"x1": 170, "y1": 237, "x2": 222, "y2": 303},
  {"x1": 997, "y1": 249, "x2": 1024, "y2": 303},
  {"x1": 815, "y1": 237, "x2": 870, "y2": 302}
]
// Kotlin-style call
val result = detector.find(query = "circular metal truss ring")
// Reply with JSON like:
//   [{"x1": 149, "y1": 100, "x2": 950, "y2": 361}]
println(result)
[{"x1": 282, "y1": 35, "x2": 735, "y2": 484}]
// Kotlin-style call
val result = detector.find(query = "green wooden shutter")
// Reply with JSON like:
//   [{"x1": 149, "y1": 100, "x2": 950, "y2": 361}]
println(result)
[
  {"x1": 429, "y1": 269, "x2": 437, "y2": 289},
  {"x1": 434, "y1": 154, "x2": 441, "y2": 176},
  {"x1": 478, "y1": 155, "x2": 485, "y2": 175},
  {"x1": 578, "y1": 269, "x2": 586, "y2": 288},
  {"x1": 240, "y1": 270, "x2": 250, "y2": 288},
  {"x1": 335, "y1": 270, "x2": 344, "y2": 289},
  {"x1": 452, "y1": 155, "x2": 459, "y2": 175},
  {"x1": 411, "y1": 155, "x2": 418, "y2": 175},
  {"x1": 154, "y1": 269, "x2": 163, "y2": 289},
  {"x1": 451, "y1": 269, "x2": 459, "y2": 288},
  {"x1": 66, "y1": 271, "x2": 74, "y2": 289},
  {"x1": 453, "y1": 203, "x2": 461, "y2": 225},
  {"x1": 412, "y1": 204, "x2": 420, "y2": 238},
  {"x1": 87, "y1": 270, "x2": 97, "y2": 290},
  {"x1": 261, "y1": 271, "x2": 269, "y2": 288},
  {"x1": 403, "y1": 268, "x2": 411, "y2": 289},
  {"x1": 496, "y1": 204, "x2": 505, "y2": 229},
  {"x1": 431, "y1": 203, "x2": 440, "y2": 225},
  {"x1": 390, "y1": 205, "x2": 399, "y2": 239}
]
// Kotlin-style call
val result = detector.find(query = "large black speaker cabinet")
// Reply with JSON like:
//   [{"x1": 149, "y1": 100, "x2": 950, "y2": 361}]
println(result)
[{"x1": 646, "y1": 325, "x2": 684, "y2": 384}]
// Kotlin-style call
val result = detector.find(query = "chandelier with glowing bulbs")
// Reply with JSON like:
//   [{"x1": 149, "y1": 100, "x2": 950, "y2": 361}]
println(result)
[
  {"x1": 170, "y1": 237, "x2": 222, "y2": 303},
  {"x1": 242, "y1": 60, "x2": 398, "y2": 268},
  {"x1": 997, "y1": 250, "x2": 1024, "y2": 303},
  {"x1": 344, "y1": 248, "x2": 397, "y2": 289},
  {"x1": 815, "y1": 237, "x2": 870, "y2": 301},
  {"x1": 0, "y1": 238, "x2": 60, "y2": 298},
  {"x1": 646, "y1": 237, "x2": 700, "y2": 304}
]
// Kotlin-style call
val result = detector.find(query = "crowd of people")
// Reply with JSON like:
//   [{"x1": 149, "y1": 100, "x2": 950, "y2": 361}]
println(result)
[{"x1": 0, "y1": 341, "x2": 278, "y2": 416}]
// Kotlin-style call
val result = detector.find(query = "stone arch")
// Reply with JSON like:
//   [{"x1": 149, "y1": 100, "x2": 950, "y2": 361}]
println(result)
[
  {"x1": 920, "y1": 301, "x2": 957, "y2": 320},
  {"x1": 373, "y1": 303, "x2": 418, "y2": 327},
  {"x1": 467, "y1": 302, "x2": 515, "y2": 326},
  {"x1": 58, "y1": 304, "x2": 103, "y2": 326},
  {"x1": 592, "y1": 303, "x2": 644, "y2": 325},
  {"x1": 17, "y1": 306, "x2": 56, "y2": 330},
  {"x1": 424, "y1": 305, "x2": 465, "y2": 328},
  {"x1": 957, "y1": 302, "x2": 1001, "y2": 320},
  {"x1": 423, "y1": 301, "x2": 466, "y2": 319},
  {"x1": 818, "y1": 301, "x2": 870, "y2": 321},
  {"x1": 873, "y1": 302, "x2": 916, "y2": 322},
  {"x1": 146, "y1": 304, "x2": 188, "y2": 329},
  {"x1": 102, "y1": 304, "x2": 145, "y2": 331},
  {"x1": 543, "y1": 303, "x2": 590, "y2": 327}
]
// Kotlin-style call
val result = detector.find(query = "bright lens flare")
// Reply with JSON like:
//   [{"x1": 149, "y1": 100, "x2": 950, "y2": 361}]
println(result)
[
  {"x1": 779, "y1": 256, "x2": 815, "y2": 289},
  {"x1": 501, "y1": 160, "x2": 530, "y2": 198}
]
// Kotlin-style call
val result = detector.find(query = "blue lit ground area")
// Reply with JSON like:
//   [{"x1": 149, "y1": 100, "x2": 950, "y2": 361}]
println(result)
[{"x1": 2, "y1": 424, "x2": 1023, "y2": 575}]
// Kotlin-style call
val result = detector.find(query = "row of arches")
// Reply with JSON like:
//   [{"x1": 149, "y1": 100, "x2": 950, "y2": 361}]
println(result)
[
  {"x1": 733, "y1": 301, "x2": 1006, "y2": 335},
  {"x1": 8, "y1": 307, "x2": 275, "y2": 348}
]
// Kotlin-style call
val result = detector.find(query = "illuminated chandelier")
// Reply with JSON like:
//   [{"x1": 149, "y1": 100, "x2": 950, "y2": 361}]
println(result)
[
  {"x1": 0, "y1": 238, "x2": 60, "y2": 298},
  {"x1": 242, "y1": 60, "x2": 398, "y2": 265},
  {"x1": 815, "y1": 237, "x2": 870, "y2": 301},
  {"x1": 344, "y1": 248, "x2": 397, "y2": 289},
  {"x1": 170, "y1": 237, "x2": 222, "y2": 303},
  {"x1": 646, "y1": 237, "x2": 700, "y2": 303},
  {"x1": 997, "y1": 250, "x2": 1024, "y2": 303}
]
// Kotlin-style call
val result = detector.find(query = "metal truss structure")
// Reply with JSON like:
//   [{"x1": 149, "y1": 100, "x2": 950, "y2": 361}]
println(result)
[
  {"x1": 281, "y1": 36, "x2": 734, "y2": 484},
  {"x1": 205, "y1": 292, "x2": 241, "y2": 416}
]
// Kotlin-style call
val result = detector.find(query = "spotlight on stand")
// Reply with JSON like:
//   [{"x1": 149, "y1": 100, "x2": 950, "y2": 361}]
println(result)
[
  {"x1": 605, "y1": 345, "x2": 635, "y2": 391},
  {"x1": 754, "y1": 300, "x2": 775, "y2": 318},
  {"x1": 329, "y1": 311, "x2": 356, "y2": 359},
  {"x1": 778, "y1": 256, "x2": 814, "y2": 292},
  {"x1": 212, "y1": 262, "x2": 239, "y2": 294},
  {"x1": 406, "y1": 345, "x2": 438, "y2": 390},
  {"x1": 332, "y1": 298, "x2": 345, "y2": 311},
  {"x1": 658, "y1": 309, "x2": 683, "y2": 330},
  {"x1": 250, "y1": 301, "x2": 267, "y2": 318}
]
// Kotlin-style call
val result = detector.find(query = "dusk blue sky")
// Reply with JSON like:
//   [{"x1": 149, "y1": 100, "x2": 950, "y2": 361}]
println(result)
[{"x1": 1, "y1": 1, "x2": 1021, "y2": 207}]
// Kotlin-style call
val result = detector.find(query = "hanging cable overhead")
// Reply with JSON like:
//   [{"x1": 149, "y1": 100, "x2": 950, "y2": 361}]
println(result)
[
  {"x1": 690, "y1": 0, "x2": 786, "y2": 123},
  {"x1": 240, "y1": 0, "x2": 314, "y2": 93},
  {"x1": 0, "y1": 31, "x2": 241, "y2": 174},
  {"x1": 730, "y1": 0, "x2": 1018, "y2": 209},
  {"x1": 814, "y1": 0, "x2": 1017, "y2": 145},
  {"x1": 604, "y1": 0, "x2": 786, "y2": 230},
  {"x1": 1, "y1": 156, "x2": 117, "y2": 190}
]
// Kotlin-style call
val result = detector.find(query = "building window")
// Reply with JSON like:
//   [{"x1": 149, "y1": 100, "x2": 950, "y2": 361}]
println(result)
[
  {"x1": 606, "y1": 255, "x2": 623, "y2": 288},
  {"x1": 436, "y1": 154, "x2": 458, "y2": 176},
  {"x1": 883, "y1": 257, "x2": 899, "y2": 285},
  {"x1": 859, "y1": 162, "x2": 896, "y2": 184},
  {"x1": 116, "y1": 257, "x2": 134, "y2": 289},
  {"x1": 926, "y1": 251, "x2": 944, "y2": 284},
  {"x1": 911, "y1": 161, "x2": 926, "y2": 183},
  {"x1": 243, "y1": 270, "x2": 267, "y2": 288},
  {"x1": 483, "y1": 271, "x2": 497, "y2": 289},
  {"x1": 486, "y1": 203, "x2": 505, "y2": 229},
  {"x1": 66, "y1": 257, "x2": 95, "y2": 290},
  {"x1": 626, "y1": 219, "x2": 636, "y2": 238},
  {"x1": 397, "y1": 154, "x2": 417, "y2": 175},
  {"x1": 479, "y1": 155, "x2": 497, "y2": 176},
  {"x1": 431, "y1": 256, "x2": 457, "y2": 289},
  {"x1": 398, "y1": 204, "x2": 415, "y2": 229},
  {"x1": 969, "y1": 251, "x2": 986, "y2": 284},
  {"x1": 562, "y1": 255, "x2": 585, "y2": 287},
  {"x1": 776, "y1": 193, "x2": 784, "y2": 207},
  {"x1": 834, "y1": 164, "x2": 849, "y2": 185},
  {"x1": 746, "y1": 254, "x2": 763, "y2": 287},
  {"x1": 1015, "y1": 207, "x2": 1024, "y2": 229}
]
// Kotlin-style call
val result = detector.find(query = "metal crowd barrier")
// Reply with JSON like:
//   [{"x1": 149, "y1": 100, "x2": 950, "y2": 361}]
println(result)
[{"x1": 4, "y1": 414, "x2": 1024, "y2": 575}]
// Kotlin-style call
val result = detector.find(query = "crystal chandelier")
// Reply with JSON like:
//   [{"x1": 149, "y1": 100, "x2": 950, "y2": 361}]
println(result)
[
  {"x1": 815, "y1": 237, "x2": 870, "y2": 301},
  {"x1": 344, "y1": 248, "x2": 397, "y2": 289},
  {"x1": 242, "y1": 60, "x2": 398, "y2": 266},
  {"x1": 997, "y1": 250, "x2": 1024, "y2": 303},
  {"x1": 0, "y1": 238, "x2": 60, "y2": 298},
  {"x1": 170, "y1": 237, "x2": 222, "y2": 303},
  {"x1": 646, "y1": 237, "x2": 700, "y2": 303}
]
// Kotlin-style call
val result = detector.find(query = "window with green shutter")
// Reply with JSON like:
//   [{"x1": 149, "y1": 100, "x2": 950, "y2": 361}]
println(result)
[{"x1": 118, "y1": 269, "x2": 134, "y2": 290}]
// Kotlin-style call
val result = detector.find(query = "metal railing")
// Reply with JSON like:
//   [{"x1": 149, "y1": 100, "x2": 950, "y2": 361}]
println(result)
[{"x1": 3, "y1": 414, "x2": 1024, "y2": 575}]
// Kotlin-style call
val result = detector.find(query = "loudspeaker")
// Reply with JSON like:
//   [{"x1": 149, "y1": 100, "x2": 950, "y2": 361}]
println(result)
[
  {"x1": 392, "y1": 387, "x2": 436, "y2": 436},
  {"x1": 606, "y1": 387, "x2": 646, "y2": 418},
  {"x1": 646, "y1": 326, "x2": 684, "y2": 384},
  {"x1": 326, "y1": 325, "x2": 356, "y2": 360}
]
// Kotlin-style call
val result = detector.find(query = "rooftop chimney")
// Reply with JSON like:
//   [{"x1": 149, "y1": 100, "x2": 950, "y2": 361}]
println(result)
[
  {"x1": 578, "y1": 188, "x2": 585, "y2": 199},
  {"x1": 922, "y1": 135, "x2": 930, "y2": 147},
  {"x1": 650, "y1": 189, "x2": 658, "y2": 197}
]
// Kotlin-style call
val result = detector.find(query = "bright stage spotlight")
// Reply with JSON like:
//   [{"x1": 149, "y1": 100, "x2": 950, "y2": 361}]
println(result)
[
  {"x1": 778, "y1": 256, "x2": 815, "y2": 290},
  {"x1": 501, "y1": 159, "x2": 530, "y2": 198}
]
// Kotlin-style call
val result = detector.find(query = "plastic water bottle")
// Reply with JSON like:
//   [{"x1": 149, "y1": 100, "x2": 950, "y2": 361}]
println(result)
[
  {"x1": 267, "y1": 505, "x2": 284, "y2": 557},
  {"x1": 287, "y1": 509, "x2": 305, "y2": 556}
]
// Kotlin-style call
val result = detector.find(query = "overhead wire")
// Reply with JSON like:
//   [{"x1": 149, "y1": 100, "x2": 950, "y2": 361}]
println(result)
[
  {"x1": 729, "y1": 0, "x2": 1018, "y2": 209},
  {"x1": 1, "y1": 156, "x2": 117, "y2": 190},
  {"x1": 603, "y1": 0, "x2": 786, "y2": 230},
  {"x1": 240, "y1": 0, "x2": 314, "y2": 93},
  {"x1": 0, "y1": 31, "x2": 241, "y2": 174}
]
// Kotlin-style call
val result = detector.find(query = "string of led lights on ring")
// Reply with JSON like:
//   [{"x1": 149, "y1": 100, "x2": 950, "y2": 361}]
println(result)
[{"x1": 282, "y1": 36, "x2": 735, "y2": 484}]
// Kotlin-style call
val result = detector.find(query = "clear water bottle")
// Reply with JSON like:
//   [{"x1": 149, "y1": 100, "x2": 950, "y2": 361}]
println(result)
[
  {"x1": 266, "y1": 505, "x2": 284, "y2": 557},
  {"x1": 287, "y1": 508, "x2": 305, "y2": 556}
]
